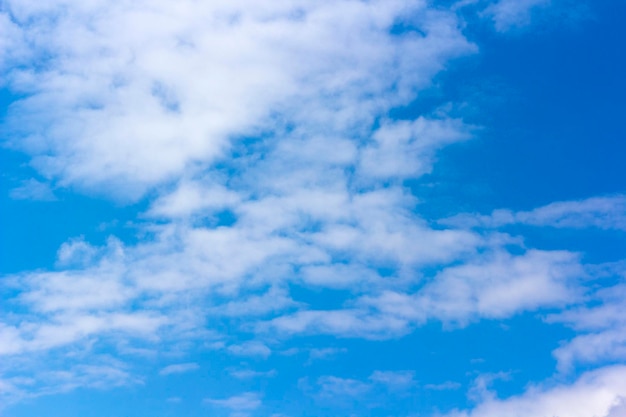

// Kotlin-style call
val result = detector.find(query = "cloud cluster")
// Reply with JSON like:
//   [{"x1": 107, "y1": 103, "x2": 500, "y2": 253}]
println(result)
[
  {"x1": 0, "y1": 0, "x2": 624, "y2": 415},
  {"x1": 548, "y1": 270, "x2": 626, "y2": 372},
  {"x1": 447, "y1": 365, "x2": 626, "y2": 417},
  {"x1": 267, "y1": 248, "x2": 583, "y2": 337},
  {"x1": 1, "y1": 0, "x2": 473, "y2": 198},
  {"x1": 0, "y1": 0, "x2": 484, "y2": 401}
]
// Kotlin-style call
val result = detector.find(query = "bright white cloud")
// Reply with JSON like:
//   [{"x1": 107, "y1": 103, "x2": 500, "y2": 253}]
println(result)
[
  {"x1": 446, "y1": 365, "x2": 626, "y2": 417},
  {"x1": 308, "y1": 347, "x2": 347, "y2": 361},
  {"x1": 1, "y1": 0, "x2": 474, "y2": 199},
  {"x1": 229, "y1": 369, "x2": 277, "y2": 380},
  {"x1": 549, "y1": 282, "x2": 626, "y2": 372}
]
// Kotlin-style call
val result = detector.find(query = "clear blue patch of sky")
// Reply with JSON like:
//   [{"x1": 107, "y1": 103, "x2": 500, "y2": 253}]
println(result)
[
  {"x1": 0, "y1": 152, "x2": 146, "y2": 273},
  {"x1": 406, "y1": 0, "x2": 626, "y2": 217}
]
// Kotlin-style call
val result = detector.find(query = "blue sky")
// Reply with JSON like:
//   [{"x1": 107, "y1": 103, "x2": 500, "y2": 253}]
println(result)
[{"x1": 1, "y1": 1, "x2": 626, "y2": 416}]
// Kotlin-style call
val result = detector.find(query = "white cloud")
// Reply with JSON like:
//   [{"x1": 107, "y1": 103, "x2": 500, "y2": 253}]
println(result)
[
  {"x1": 414, "y1": 249, "x2": 583, "y2": 324},
  {"x1": 265, "y1": 308, "x2": 412, "y2": 339},
  {"x1": 1, "y1": 0, "x2": 474, "y2": 199},
  {"x1": 204, "y1": 392, "x2": 262, "y2": 412},
  {"x1": 442, "y1": 195, "x2": 626, "y2": 231},
  {"x1": 0, "y1": 0, "x2": 611, "y2": 410},
  {"x1": 159, "y1": 362, "x2": 199, "y2": 376},
  {"x1": 211, "y1": 287, "x2": 297, "y2": 318},
  {"x1": 424, "y1": 381, "x2": 462, "y2": 390},
  {"x1": 39, "y1": 363, "x2": 137, "y2": 392},
  {"x1": 9, "y1": 179, "x2": 56, "y2": 201},
  {"x1": 0, "y1": 359, "x2": 137, "y2": 408},
  {"x1": 0, "y1": 9, "x2": 484, "y2": 399},
  {"x1": 549, "y1": 283, "x2": 626, "y2": 372},
  {"x1": 359, "y1": 117, "x2": 472, "y2": 180},
  {"x1": 446, "y1": 365, "x2": 626, "y2": 417},
  {"x1": 304, "y1": 370, "x2": 416, "y2": 406},
  {"x1": 227, "y1": 341, "x2": 272, "y2": 359},
  {"x1": 316, "y1": 375, "x2": 372, "y2": 398},
  {"x1": 308, "y1": 347, "x2": 347, "y2": 361},
  {"x1": 229, "y1": 369, "x2": 277, "y2": 380},
  {"x1": 148, "y1": 180, "x2": 242, "y2": 219},
  {"x1": 267, "y1": 249, "x2": 584, "y2": 337},
  {"x1": 369, "y1": 370, "x2": 415, "y2": 389},
  {"x1": 485, "y1": 0, "x2": 550, "y2": 31}
]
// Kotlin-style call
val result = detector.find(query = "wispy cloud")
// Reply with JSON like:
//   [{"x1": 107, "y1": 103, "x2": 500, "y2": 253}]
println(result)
[
  {"x1": 265, "y1": 248, "x2": 584, "y2": 337},
  {"x1": 442, "y1": 195, "x2": 626, "y2": 231},
  {"x1": 159, "y1": 362, "x2": 199, "y2": 376},
  {"x1": 9, "y1": 179, "x2": 56, "y2": 201},
  {"x1": 485, "y1": 0, "x2": 550, "y2": 31},
  {"x1": 227, "y1": 342, "x2": 272, "y2": 359},
  {"x1": 228, "y1": 369, "x2": 277, "y2": 380},
  {"x1": 204, "y1": 392, "x2": 262, "y2": 416}
]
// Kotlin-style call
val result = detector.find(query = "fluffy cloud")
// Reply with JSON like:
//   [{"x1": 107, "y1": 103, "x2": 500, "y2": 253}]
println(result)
[
  {"x1": 1, "y1": 0, "x2": 474, "y2": 199},
  {"x1": 447, "y1": 365, "x2": 626, "y2": 417},
  {"x1": 267, "y1": 248, "x2": 584, "y2": 337}
]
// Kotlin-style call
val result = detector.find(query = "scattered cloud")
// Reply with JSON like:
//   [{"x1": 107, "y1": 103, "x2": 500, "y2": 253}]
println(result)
[
  {"x1": 424, "y1": 381, "x2": 462, "y2": 391},
  {"x1": 308, "y1": 347, "x2": 347, "y2": 362},
  {"x1": 485, "y1": 0, "x2": 550, "y2": 31},
  {"x1": 1, "y1": 0, "x2": 475, "y2": 200},
  {"x1": 267, "y1": 248, "x2": 584, "y2": 337},
  {"x1": 316, "y1": 376, "x2": 372, "y2": 398},
  {"x1": 369, "y1": 370, "x2": 415, "y2": 390},
  {"x1": 229, "y1": 369, "x2": 277, "y2": 380},
  {"x1": 227, "y1": 342, "x2": 272, "y2": 359},
  {"x1": 0, "y1": 0, "x2": 623, "y2": 414},
  {"x1": 205, "y1": 392, "x2": 262, "y2": 415},
  {"x1": 159, "y1": 362, "x2": 199, "y2": 376},
  {"x1": 549, "y1": 283, "x2": 626, "y2": 372},
  {"x1": 446, "y1": 365, "x2": 626, "y2": 417},
  {"x1": 442, "y1": 195, "x2": 626, "y2": 231},
  {"x1": 9, "y1": 179, "x2": 56, "y2": 201}
]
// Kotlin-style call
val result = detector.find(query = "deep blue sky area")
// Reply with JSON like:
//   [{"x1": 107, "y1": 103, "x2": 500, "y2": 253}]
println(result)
[{"x1": 415, "y1": 0, "x2": 626, "y2": 214}]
